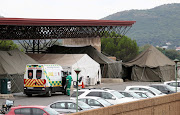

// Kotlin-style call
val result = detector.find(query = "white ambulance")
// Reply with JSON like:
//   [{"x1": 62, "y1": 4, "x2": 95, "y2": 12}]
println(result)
[{"x1": 24, "y1": 64, "x2": 66, "y2": 97}]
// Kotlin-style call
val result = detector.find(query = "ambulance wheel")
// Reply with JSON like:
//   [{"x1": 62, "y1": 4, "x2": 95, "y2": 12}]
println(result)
[
  {"x1": 46, "y1": 89, "x2": 52, "y2": 97},
  {"x1": 63, "y1": 89, "x2": 67, "y2": 95},
  {"x1": 27, "y1": 94, "x2": 32, "y2": 97}
]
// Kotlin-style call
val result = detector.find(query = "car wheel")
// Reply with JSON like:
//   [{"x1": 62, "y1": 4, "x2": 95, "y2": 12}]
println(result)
[
  {"x1": 46, "y1": 89, "x2": 52, "y2": 97},
  {"x1": 26, "y1": 94, "x2": 32, "y2": 97}
]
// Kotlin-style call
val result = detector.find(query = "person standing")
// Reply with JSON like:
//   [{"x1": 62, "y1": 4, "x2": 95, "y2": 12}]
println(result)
[{"x1": 66, "y1": 72, "x2": 72, "y2": 96}]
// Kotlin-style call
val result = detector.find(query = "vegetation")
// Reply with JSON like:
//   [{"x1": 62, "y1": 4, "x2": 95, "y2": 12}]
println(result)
[
  {"x1": 102, "y1": 3, "x2": 180, "y2": 47},
  {"x1": 0, "y1": 40, "x2": 18, "y2": 50},
  {"x1": 101, "y1": 33, "x2": 139, "y2": 62},
  {"x1": 139, "y1": 44, "x2": 180, "y2": 60}
]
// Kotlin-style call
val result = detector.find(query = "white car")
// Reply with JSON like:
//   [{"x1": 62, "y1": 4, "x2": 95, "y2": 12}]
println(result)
[
  {"x1": 128, "y1": 90, "x2": 155, "y2": 98},
  {"x1": 78, "y1": 96, "x2": 113, "y2": 108},
  {"x1": 119, "y1": 91, "x2": 146, "y2": 99},
  {"x1": 164, "y1": 81, "x2": 180, "y2": 90},
  {"x1": 47, "y1": 100, "x2": 92, "y2": 114},
  {"x1": 70, "y1": 88, "x2": 139, "y2": 105},
  {"x1": 124, "y1": 86, "x2": 166, "y2": 96}
]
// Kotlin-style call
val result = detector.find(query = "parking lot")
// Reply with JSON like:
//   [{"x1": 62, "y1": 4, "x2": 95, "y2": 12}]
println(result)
[{"x1": 0, "y1": 81, "x2": 161, "y2": 107}]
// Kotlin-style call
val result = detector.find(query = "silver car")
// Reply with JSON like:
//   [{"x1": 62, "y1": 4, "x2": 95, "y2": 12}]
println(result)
[
  {"x1": 78, "y1": 96, "x2": 113, "y2": 108},
  {"x1": 47, "y1": 100, "x2": 92, "y2": 114}
]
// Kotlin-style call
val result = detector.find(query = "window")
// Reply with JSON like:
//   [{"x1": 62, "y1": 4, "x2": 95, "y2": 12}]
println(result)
[
  {"x1": 87, "y1": 92, "x2": 100, "y2": 97},
  {"x1": 136, "y1": 92, "x2": 148, "y2": 98},
  {"x1": 79, "y1": 99, "x2": 87, "y2": 103},
  {"x1": 71, "y1": 91, "x2": 85, "y2": 97},
  {"x1": 101, "y1": 92, "x2": 113, "y2": 99},
  {"x1": 67, "y1": 102, "x2": 76, "y2": 110},
  {"x1": 87, "y1": 99, "x2": 103, "y2": 107},
  {"x1": 50, "y1": 102, "x2": 66, "y2": 109},
  {"x1": 28, "y1": 70, "x2": 33, "y2": 79},
  {"x1": 140, "y1": 88, "x2": 156, "y2": 95},
  {"x1": 14, "y1": 108, "x2": 31, "y2": 115},
  {"x1": 36, "y1": 70, "x2": 42, "y2": 79},
  {"x1": 32, "y1": 108, "x2": 45, "y2": 115},
  {"x1": 121, "y1": 92, "x2": 133, "y2": 97},
  {"x1": 130, "y1": 87, "x2": 139, "y2": 90},
  {"x1": 158, "y1": 86, "x2": 167, "y2": 91}
]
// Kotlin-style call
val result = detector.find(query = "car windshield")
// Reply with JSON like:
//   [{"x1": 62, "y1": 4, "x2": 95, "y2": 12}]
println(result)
[
  {"x1": 71, "y1": 91, "x2": 84, "y2": 97},
  {"x1": 128, "y1": 92, "x2": 142, "y2": 98},
  {"x1": 110, "y1": 91, "x2": 125, "y2": 99},
  {"x1": 97, "y1": 98, "x2": 112, "y2": 106},
  {"x1": 146, "y1": 92, "x2": 155, "y2": 97},
  {"x1": 44, "y1": 107, "x2": 59, "y2": 115},
  {"x1": 165, "y1": 85, "x2": 176, "y2": 92},
  {"x1": 149, "y1": 87, "x2": 163, "y2": 95},
  {"x1": 135, "y1": 92, "x2": 148, "y2": 98},
  {"x1": 78, "y1": 101, "x2": 92, "y2": 109}
]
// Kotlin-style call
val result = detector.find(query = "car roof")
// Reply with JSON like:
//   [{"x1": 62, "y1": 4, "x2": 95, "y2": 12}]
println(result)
[
  {"x1": 126, "y1": 86, "x2": 151, "y2": 88},
  {"x1": 149, "y1": 84, "x2": 167, "y2": 86},
  {"x1": 78, "y1": 96, "x2": 102, "y2": 100},
  {"x1": 11, "y1": 105, "x2": 46, "y2": 109},
  {"x1": 53, "y1": 100, "x2": 77, "y2": 103},
  {"x1": 164, "y1": 81, "x2": 180, "y2": 83},
  {"x1": 73, "y1": 88, "x2": 115, "y2": 92},
  {"x1": 127, "y1": 90, "x2": 150, "y2": 93}
]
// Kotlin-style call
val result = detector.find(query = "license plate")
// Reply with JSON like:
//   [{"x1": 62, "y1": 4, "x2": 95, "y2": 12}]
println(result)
[{"x1": 27, "y1": 87, "x2": 34, "y2": 89}]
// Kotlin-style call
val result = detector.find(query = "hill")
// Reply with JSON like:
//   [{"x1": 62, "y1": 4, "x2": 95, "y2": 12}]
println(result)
[{"x1": 102, "y1": 3, "x2": 180, "y2": 48}]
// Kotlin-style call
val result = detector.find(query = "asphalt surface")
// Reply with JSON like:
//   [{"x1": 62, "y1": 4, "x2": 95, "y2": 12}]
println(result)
[{"x1": 0, "y1": 81, "x2": 160, "y2": 107}]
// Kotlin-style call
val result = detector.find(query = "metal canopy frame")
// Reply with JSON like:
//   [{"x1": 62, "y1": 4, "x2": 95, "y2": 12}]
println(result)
[{"x1": 0, "y1": 18, "x2": 135, "y2": 53}]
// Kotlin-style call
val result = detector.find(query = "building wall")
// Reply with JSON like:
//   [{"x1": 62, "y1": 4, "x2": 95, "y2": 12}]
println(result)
[
  {"x1": 62, "y1": 37, "x2": 101, "y2": 52},
  {"x1": 71, "y1": 92, "x2": 180, "y2": 115}
]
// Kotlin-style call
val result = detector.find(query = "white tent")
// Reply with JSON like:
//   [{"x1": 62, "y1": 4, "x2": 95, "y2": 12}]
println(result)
[{"x1": 27, "y1": 54, "x2": 101, "y2": 85}]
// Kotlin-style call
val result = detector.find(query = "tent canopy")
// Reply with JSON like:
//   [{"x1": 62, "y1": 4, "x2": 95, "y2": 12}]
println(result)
[
  {"x1": 124, "y1": 45, "x2": 175, "y2": 68},
  {"x1": 0, "y1": 49, "x2": 39, "y2": 74},
  {"x1": 27, "y1": 53, "x2": 101, "y2": 85},
  {"x1": 46, "y1": 45, "x2": 122, "y2": 78},
  {"x1": 0, "y1": 49, "x2": 39, "y2": 93},
  {"x1": 123, "y1": 45, "x2": 175, "y2": 82}
]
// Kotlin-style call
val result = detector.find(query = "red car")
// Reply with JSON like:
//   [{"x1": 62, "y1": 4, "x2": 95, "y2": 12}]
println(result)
[{"x1": 5, "y1": 105, "x2": 62, "y2": 115}]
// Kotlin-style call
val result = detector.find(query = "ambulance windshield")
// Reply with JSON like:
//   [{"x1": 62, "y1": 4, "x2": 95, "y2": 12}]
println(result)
[{"x1": 36, "y1": 70, "x2": 42, "y2": 79}]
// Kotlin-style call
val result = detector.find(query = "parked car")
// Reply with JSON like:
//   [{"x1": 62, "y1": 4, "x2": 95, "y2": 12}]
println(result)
[
  {"x1": 47, "y1": 100, "x2": 92, "y2": 114},
  {"x1": 129, "y1": 90, "x2": 155, "y2": 98},
  {"x1": 124, "y1": 86, "x2": 166, "y2": 96},
  {"x1": 70, "y1": 88, "x2": 139, "y2": 105},
  {"x1": 164, "y1": 81, "x2": 180, "y2": 90},
  {"x1": 6, "y1": 105, "x2": 61, "y2": 115},
  {"x1": 149, "y1": 84, "x2": 176, "y2": 94},
  {"x1": 119, "y1": 91, "x2": 145, "y2": 99},
  {"x1": 78, "y1": 96, "x2": 113, "y2": 108}
]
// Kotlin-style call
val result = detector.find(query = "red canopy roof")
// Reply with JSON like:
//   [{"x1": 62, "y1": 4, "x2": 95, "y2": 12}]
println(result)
[{"x1": 0, "y1": 18, "x2": 135, "y2": 26}]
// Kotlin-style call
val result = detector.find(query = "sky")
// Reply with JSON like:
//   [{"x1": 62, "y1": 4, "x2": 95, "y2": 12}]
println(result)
[{"x1": 0, "y1": 0, "x2": 180, "y2": 19}]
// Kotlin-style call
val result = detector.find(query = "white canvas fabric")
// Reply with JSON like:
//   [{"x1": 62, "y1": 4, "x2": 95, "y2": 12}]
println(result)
[{"x1": 27, "y1": 53, "x2": 101, "y2": 85}]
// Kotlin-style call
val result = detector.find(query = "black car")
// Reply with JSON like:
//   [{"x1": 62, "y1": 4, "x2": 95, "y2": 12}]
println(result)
[{"x1": 149, "y1": 84, "x2": 176, "y2": 94}]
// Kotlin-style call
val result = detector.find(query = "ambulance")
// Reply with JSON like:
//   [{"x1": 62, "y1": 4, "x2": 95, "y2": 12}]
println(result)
[{"x1": 24, "y1": 64, "x2": 66, "y2": 97}]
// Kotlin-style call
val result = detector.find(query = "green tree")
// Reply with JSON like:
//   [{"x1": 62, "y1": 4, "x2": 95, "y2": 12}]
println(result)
[
  {"x1": 0, "y1": 40, "x2": 18, "y2": 50},
  {"x1": 140, "y1": 44, "x2": 180, "y2": 60},
  {"x1": 158, "y1": 48, "x2": 180, "y2": 60},
  {"x1": 101, "y1": 35, "x2": 139, "y2": 62}
]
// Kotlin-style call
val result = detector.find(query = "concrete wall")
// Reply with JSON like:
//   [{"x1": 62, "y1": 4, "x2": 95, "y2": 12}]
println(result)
[
  {"x1": 71, "y1": 92, "x2": 180, "y2": 115},
  {"x1": 62, "y1": 37, "x2": 101, "y2": 52}
]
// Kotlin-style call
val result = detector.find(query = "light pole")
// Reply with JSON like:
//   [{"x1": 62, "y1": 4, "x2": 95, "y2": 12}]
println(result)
[
  {"x1": 174, "y1": 59, "x2": 179, "y2": 93},
  {"x1": 74, "y1": 68, "x2": 81, "y2": 112}
]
